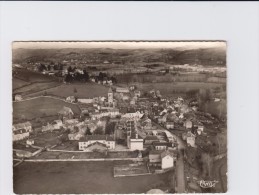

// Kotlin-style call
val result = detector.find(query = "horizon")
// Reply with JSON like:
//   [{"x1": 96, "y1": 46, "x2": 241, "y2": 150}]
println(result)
[{"x1": 13, "y1": 41, "x2": 226, "y2": 50}]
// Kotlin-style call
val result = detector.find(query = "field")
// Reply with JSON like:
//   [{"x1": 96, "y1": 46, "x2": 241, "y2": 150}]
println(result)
[
  {"x1": 14, "y1": 82, "x2": 61, "y2": 96},
  {"x1": 13, "y1": 161, "x2": 169, "y2": 194},
  {"x1": 13, "y1": 97, "x2": 81, "y2": 120},
  {"x1": 117, "y1": 82, "x2": 224, "y2": 97},
  {"x1": 12, "y1": 78, "x2": 30, "y2": 89},
  {"x1": 25, "y1": 83, "x2": 109, "y2": 98}
]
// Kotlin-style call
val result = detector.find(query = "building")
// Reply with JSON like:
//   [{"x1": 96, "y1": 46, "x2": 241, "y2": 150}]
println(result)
[
  {"x1": 51, "y1": 120, "x2": 63, "y2": 129},
  {"x1": 116, "y1": 87, "x2": 129, "y2": 93},
  {"x1": 78, "y1": 135, "x2": 115, "y2": 151},
  {"x1": 134, "y1": 90, "x2": 141, "y2": 98},
  {"x1": 13, "y1": 128, "x2": 30, "y2": 141},
  {"x1": 186, "y1": 131, "x2": 196, "y2": 147},
  {"x1": 58, "y1": 106, "x2": 74, "y2": 120},
  {"x1": 161, "y1": 150, "x2": 175, "y2": 169},
  {"x1": 13, "y1": 122, "x2": 32, "y2": 133},
  {"x1": 78, "y1": 98, "x2": 93, "y2": 104},
  {"x1": 184, "y1": 120, "x2": 193, "y2": 129},
  {"x1": 26, "y1": 139, "x2": 34, "y2": 145},
  {"x1": 66, "y1": 96, "x2": 76, "y2": 103},
  {"x1": 149, "y1": 150, "x2": 162, "y2": 164},
  {"x1": 128, "y1": 132, "x2": 144, "y2": 151},
  {"x1": 144, "y1": 136, "x2": 159, "y2": 145},
  {"x1": 149, "y1": 150, "x2": 175, "y2": 169},
  {"x1": 165, "y1": 122, "x2": 174, "y2": 130},
  {"x1": 153, "y1": 142, "x2": 168, "y2": 151},
  {"x1": 14, "y1": 94, "x2": 22, "y2": 101},
  {"x1": 107, "y1": 87, "x2": 114, "y2": 107}
]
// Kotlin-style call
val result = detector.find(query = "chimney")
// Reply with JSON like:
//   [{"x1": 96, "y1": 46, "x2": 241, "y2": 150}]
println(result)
[{"x1": 135, "y1": 133, "x2": 138, "y2": 139}]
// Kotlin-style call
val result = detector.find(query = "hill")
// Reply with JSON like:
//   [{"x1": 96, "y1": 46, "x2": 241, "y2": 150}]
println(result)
[{"x1": 13, "y1": 47, "x2": 226, "y2": 66}]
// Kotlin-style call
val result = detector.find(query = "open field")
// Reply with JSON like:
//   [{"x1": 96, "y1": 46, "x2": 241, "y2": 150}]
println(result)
[
  {"x1": 25, "y1": 83, "x2": 109, "y2": 98},
  {"x1": 13, "y1": 77, "x2": 30, "y2": 89},
  {"x1": 117, "y1": 82, "x2": 224, "y2": 97},
  {"x1": 33, "y1": 150, "x2": 139, "y2": 159},
  {"x1": 13, "y1": 97, "x2": 81, "y2": 120},
  {"x1": 13, "y1": 67, "x2": 57, "y2": 82},
  {"x1": 13, "y1": 161, "x2": 169, "y2": 194},
  {"x1": 14, "y1": 82, "x2": 61, "y2": 96}
]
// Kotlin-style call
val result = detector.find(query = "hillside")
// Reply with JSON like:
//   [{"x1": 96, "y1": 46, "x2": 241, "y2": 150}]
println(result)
[{"x1": 12, "y1": 47, "x2": 226, "y2": 66}]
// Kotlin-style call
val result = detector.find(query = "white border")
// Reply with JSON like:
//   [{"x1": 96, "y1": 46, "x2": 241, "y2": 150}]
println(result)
[{"x1": 1, "y1": 2, "x2": 259, "y2": 195}]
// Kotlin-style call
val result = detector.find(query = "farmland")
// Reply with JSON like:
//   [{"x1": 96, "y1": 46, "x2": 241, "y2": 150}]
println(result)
[
  {"x1": 13, "y1": 97, "x2": 81, "y2": 121},
  {"x1": 13, "y1": 161, "x2": 169, "y2": 194},
  {"x1": 26, "y1": 83, "x2": 109, "y2": 98},
  {"x1": 117, "y1": 82, "x2": 224, "y2": 97}
]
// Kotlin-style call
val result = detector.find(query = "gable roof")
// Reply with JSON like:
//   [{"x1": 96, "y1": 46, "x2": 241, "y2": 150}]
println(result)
[{"x1": 161, "y1": 150, "x2": 174, "y2": 158}]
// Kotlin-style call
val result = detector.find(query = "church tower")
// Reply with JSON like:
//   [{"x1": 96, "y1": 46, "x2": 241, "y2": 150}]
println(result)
[{"x1": 108, "y1": 87, "x2": 113, "y2": 104}]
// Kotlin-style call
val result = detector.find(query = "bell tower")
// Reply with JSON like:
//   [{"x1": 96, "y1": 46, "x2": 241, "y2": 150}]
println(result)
[{"x1": 108, "y1": 87, "x2": 113, "y2": 104}]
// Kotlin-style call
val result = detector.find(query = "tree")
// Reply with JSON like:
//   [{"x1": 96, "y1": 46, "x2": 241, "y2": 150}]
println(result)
[
  {"x1": 86, "y1": 127, "x2": 92, "y2": 135},
  {"x1": 94, "y1": 126, "x2": 104, "y2": 135}
]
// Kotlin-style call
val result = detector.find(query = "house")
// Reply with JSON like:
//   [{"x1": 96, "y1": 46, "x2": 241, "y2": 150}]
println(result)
[
  {"x1": 58, "y1": 106, "x2": 74, "y2": 119},
  {"x1": 26, "y1": 139, "x2": 34, "y2": 145},
  {"x1": 66, "y1": 96, "x2": 76, "y2": 103},
  {"x1": 78, "y1": 98, "x2": 93, "y2": 104},
  {"x1": 116, "y1": 87, "x2": 129, "y2": 93},
  {"x1": 197, "y1": 125, "x2": 204, "y2": 135},
  {"x1": 134, "y1": 90, "x2": 141, "y2": 98},
  {"x1": 161, "y1": 150, "x2": 175, "y2": 169},
  {"x1": 51, "y1": 120, "x2": 63, "y2": 130},
  {"x1": 122, "y1": 111, "x2": 144, "y2": 121},
  {"x1": 149, "y1": 150, "x2": 162, "y2": 164},
  {"x1": 165, "y1": 122, "x2": 174, "y2": 130},
  {"x1": 186, "y1": 131, "x2": 196, "y2": 147},
  {"x1": 128, "y1": 132, "x2": 144, "y2": 151},
  {"x1": 13, "y1": 122, "x2": 32, "y2": 133},
  {"x1": 15, "y1": 150, "x2": 33, "y2": 158},
  {"x1": 184, "y1": 120, "x2": 193, "y2": 129},
  {"x1": 153, "y1": 142, "x2": 168, "y2": 151},
  {"x1": 78, "y1": 135, "x2": 115, "y2": 151},
  {"x1": 144, "y1": 136, "x2": 159, "y2": 145},
  {"x1": 14, "y1": 94, "x2": 22, "y2": 101},
  {"x1": 13, "y1": 128, "x2": 30, "y2": 141},
  {"x1": 68, "y1": 133, "x2": 84, "y2": 140},
  {"x1": 149, "y1": 150, "x2": 176, "y2": 169}
]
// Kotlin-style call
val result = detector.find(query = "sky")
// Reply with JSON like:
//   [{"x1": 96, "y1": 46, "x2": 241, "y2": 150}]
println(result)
[{"x1": 12, "y1": 41, "x2": 226, "y2": 50}]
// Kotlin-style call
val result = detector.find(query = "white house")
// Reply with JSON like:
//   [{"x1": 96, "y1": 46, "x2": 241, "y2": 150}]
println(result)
[
  {"x1": 186, "y1": 131, "x2": 196, "y2": 147},
  {"x1": 13, "y1": 122, "x2": 32, "y2": 133},
  {"x1": 66, "y1": 96, "x2": 76, "y2": 103},
  {"x1": 15, "y1": 94, "x2": 23, "y2": 101},
  {"x1": 13, "y1": 129, "x2": 30, "y2": 141},
  {"x1": 116, "y1": 87, "x2": 129, "y2": 93},
  {"x1": 78, "y1": 98, "x2": 94, "y2": 104},
  {"x1": 26, "y1": 139, "x2": 34, "y2": 145},
  {"x1": 122, "y1": 111, "x2": 144, "y2": 121},
  {"x1": 184, "y1": 120, "x2": 193, "y2": 129},
  {"x1": 78, "y1": 135, "x2": 115, "y2": 151},
  {"x1": 128, "y1": 133, "x2": 144, "y2": 151},
  {"x1": 161, "y1": 150, "x2": 175, "y2": 169},
  {"x1": 166, "y1": 122, "x2": 174, "y2": 130},
  {"x1": 51, "y1": 120, "x2": 63, "y2": 130},
  {"x1": 197, "y1": 125, "x2": 204, "y2": 135}
]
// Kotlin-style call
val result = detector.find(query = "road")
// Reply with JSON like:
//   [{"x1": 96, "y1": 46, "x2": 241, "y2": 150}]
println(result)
[{"x1": 151, "y1": 121, "x2": 186, "y2": 193}]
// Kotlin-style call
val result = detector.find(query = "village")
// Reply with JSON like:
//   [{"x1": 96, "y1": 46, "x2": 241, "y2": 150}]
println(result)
[{"x1": 13, "y1": 77, "x2": 227, "y2": 193}]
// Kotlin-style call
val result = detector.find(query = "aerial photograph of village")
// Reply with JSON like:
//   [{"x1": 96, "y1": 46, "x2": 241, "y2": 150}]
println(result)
[{"x1": 12, "y1": 41, "x2": 227, "y2": 194}]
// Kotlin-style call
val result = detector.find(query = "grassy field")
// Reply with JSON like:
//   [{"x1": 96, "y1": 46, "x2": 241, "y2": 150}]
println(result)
[
  {"x1": 117, "y1": 82, "x2": 224, "y2": 97},
  {"x1": 13, "y1": 78, "x2": 30, "y2": 89},
  {"x1": 13, "y1": 97, "x2": 81, "y2": 120},
  {"x1": 25, "y1": 83, "x2": 109, "y2": 98},
  {"x1": 14, "y1": 82, "x2": 61, "y2": 96},
  {"x1": 13, "y1": 161, "x2": 169, "y2": 194}
]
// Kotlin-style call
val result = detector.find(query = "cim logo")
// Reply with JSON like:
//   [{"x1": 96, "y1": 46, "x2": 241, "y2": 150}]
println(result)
[{"x1": 199, "y1": 180, "x2": 219, "y2": 188}]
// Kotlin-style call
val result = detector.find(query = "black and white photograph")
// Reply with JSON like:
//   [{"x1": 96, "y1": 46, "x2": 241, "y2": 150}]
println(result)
[{"x1": 12, "y1": 41, "x2": 227, "y2": 194}]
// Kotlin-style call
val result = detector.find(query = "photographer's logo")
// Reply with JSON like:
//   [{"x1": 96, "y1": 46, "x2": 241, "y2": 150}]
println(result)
[{"x1": 199, "y1": 180, "x2": 219, "y2": 188}]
